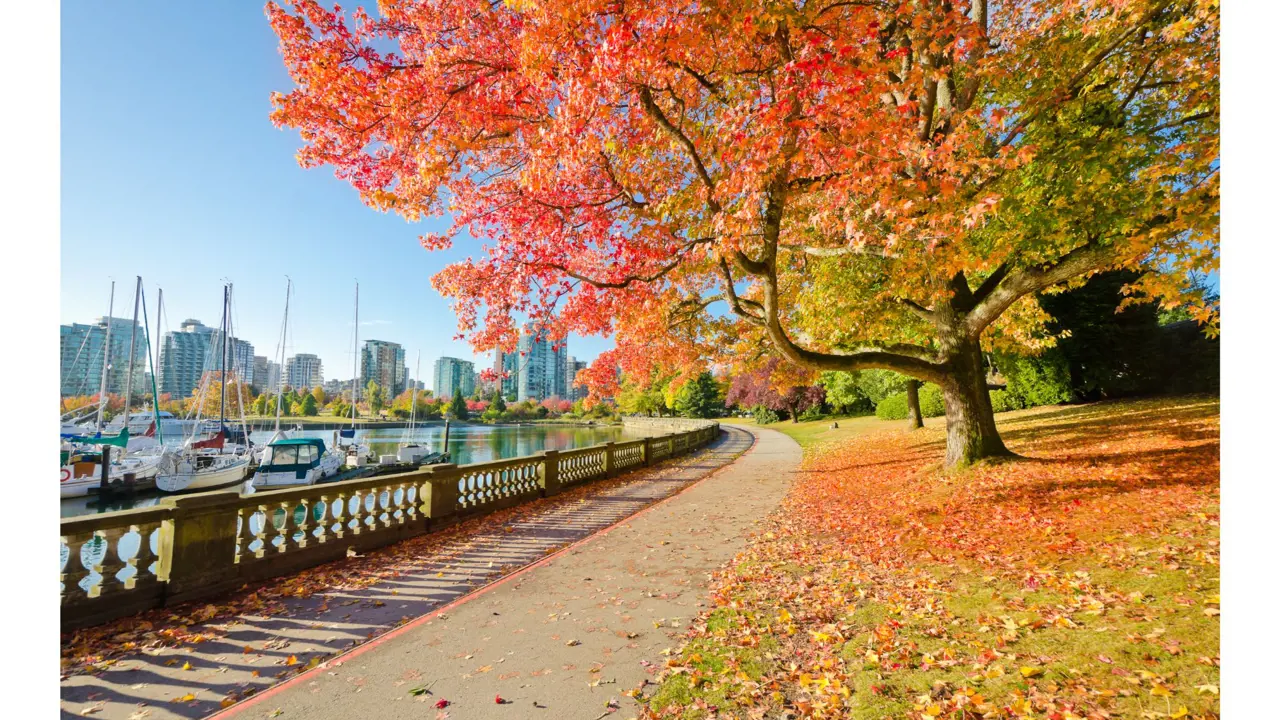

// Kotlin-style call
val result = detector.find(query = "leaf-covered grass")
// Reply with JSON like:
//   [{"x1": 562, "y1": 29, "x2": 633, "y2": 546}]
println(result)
[
  {"x1": 649, "y1": 397, "x2": 1220, "y2": 719},
  {"x1": 721, "y1": 414, "x2": 893, "y2": 449}
]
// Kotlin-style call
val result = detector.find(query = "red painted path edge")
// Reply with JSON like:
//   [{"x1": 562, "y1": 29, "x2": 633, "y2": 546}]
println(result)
[{"x1": 214, "y1": 427, "x2": 758, "y2": 718}]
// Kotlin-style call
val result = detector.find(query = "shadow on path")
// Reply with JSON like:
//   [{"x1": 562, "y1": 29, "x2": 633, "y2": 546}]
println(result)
[{"x1": 61, "y1": 429, "x2": 755, "y2": 720}]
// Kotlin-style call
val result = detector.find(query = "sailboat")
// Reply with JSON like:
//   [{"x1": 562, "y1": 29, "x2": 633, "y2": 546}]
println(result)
[
  {"x1": 246, "y1": 279, "x2": 344, "y2": 489},
  {"x1": 154, "y1": 283, "x2": 254, "y2": 493},
  {"x1": 339, "y1": 282, "x2": 375, "y2": 467},
  {"x1": 394, "y1": 351, "x2": 450, "y2": 465},
  {"x1": 396, "y1": 351, "x2": 430, "y2": 463},
  {"x1": 59, "y1": 278, "x2": 164, "y2": 497}
]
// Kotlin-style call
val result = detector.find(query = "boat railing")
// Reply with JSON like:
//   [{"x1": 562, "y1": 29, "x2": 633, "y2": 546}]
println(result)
[{"x1": 59, "y1": 420, "x2": 722, "y2": 631}]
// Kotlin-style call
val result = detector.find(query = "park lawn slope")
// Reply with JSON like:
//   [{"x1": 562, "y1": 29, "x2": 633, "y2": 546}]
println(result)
[{"x1": 648, "y1": 397, "x2": 1219, "y2": 720}]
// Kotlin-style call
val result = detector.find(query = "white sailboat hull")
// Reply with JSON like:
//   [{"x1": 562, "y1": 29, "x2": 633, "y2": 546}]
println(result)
[
  {"x1": 59, "y1": 454, "x2": 163, "y2": 498},
  {"x1": 397, "y1": 444, "x2": 431, "y2": 463},
  {"x1": 155, "y1": 456, "x2": 252, "y2": 493}
]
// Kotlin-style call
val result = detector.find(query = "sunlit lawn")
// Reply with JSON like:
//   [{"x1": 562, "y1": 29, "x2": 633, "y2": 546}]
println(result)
[{"x1": 653, "y1": 398, "x2": 1220, "y2": 719}]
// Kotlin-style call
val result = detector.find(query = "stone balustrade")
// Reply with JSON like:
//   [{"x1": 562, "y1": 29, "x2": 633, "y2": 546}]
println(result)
[{"x1": 60, "y1": 422, "x2": 721, "y2": 631}]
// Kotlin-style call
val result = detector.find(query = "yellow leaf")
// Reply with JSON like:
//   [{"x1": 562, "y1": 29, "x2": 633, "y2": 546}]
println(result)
[
  {"x1": 306, "y1": 657, "x2": 322, "y2": 669},
  {"x1": 1020, "y1": 666, "x2": 1043, "y2": 678},
  {"x1": 1150, "y1": 684, "x2": 1173, "y2": 697},
  {"x1": 286, "y1": 655, "x2": 299, "y2": 666},
  {"x1": 220, "y1": 698, "x2": 237, "y2": 709},
  {"x1": 1170, "y1": 707, "x2": 1188, "y2": 719},
  {"x1": 1196, "y1": 684, "x2": 1219, "y2": 695},
  {"x1": 779, "y1": 609, "x2": 792, "y2": 623},
  {"x1": 181, "y1": 662, "x2": 192, "y2": 671},
  {"x1": 172, "y1": 693, "x2": 196, "y2": 703}
]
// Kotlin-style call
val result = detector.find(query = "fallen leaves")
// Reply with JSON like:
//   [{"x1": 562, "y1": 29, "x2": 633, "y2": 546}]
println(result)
[{"x1": 649, "y1": 398, "x2": 1220, "y2": 719}]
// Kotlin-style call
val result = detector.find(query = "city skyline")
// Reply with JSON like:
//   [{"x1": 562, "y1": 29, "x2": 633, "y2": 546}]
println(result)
[{"x1": 59, "y1": 4, "x2": 612, "y2": 382}]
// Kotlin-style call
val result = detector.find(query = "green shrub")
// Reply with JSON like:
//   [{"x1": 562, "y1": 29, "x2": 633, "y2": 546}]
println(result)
[
  {"x1": 918, "y1": 384, "x2": 945, "y2": 417},
  {"x1": 997, "y1": 351, "x2": 1073, "y2": 408},
  {"x1": 798, "y1": 406, "x2": 825, "y2": 422},
  {"x1": 989, "y1": 389, "x2": 1022, "y2": 413},
  {"x1": 751, "y1": 405, "x2": 781, "y2": 425},
  {"x1": 875, "y1": 393, "x2": 908, "y2": 420},
  {"x1": 876, "y1": 384, "x2": 946, "y2": 420}
]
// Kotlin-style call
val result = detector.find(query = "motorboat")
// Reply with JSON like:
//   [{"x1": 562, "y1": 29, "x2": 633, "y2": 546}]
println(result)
[{"x1": 247, "y1": 437, "x2": 344, "y2": 489}]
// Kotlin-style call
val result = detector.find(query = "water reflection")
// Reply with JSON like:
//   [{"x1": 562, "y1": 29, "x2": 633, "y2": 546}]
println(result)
[{"x1": 60, "y1": 424, "x2": 635, "y2": 518}]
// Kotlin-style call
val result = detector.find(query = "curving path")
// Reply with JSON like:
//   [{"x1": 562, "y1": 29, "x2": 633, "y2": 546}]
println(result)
[
  {"x1": 62, "y1": 425, "x2": 801, "y2": 720},
  {"x1": 208, "y1": 424, "x2": 799, "y2": 720}
]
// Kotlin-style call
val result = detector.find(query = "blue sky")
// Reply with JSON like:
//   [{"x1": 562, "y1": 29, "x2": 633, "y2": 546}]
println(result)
[{"x1": 60, "y1": 2, "x2": 613, "y2": 387}]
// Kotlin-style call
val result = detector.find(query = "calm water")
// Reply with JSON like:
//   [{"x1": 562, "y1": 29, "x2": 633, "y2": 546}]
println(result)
[{"x1": 60, "y1": 424, "x2": 637, "y2": 518}]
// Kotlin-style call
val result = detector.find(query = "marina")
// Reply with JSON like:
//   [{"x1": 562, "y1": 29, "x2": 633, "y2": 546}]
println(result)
[{"x1": 59, "y1": 423, "x2": 635, "y2": 517}]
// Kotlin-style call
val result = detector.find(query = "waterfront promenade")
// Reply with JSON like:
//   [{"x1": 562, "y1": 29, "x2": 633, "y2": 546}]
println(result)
[{"x1": 62, "y1": 425, "x2": 801, "y2": 719}]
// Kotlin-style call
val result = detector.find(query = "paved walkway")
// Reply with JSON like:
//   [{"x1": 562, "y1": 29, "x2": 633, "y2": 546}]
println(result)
[
  {"x1": 62, "y1": 426, "x2": 800, "y2": 720},
  {"x1": 215, "y1": 425, "x2": 799, "y2": 719}
]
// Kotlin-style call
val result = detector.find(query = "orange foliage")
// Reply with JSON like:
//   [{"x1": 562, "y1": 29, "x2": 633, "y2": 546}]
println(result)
[{"x1": 650, "y1": 397, "x2": 1220, "y2": 719}]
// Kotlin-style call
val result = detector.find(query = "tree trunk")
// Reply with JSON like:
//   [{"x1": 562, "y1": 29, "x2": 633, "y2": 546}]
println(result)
[
  {"x1": 939, "y1": 339, "x2": 1012, "y2": 466},
  {"x1": 904, "y1": 379, "x2": 924, "y2": 430}
]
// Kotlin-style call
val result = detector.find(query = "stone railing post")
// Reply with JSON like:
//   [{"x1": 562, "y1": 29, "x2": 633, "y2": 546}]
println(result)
[
  {"x1": 421, "y1": 464, "x2": 459, "y2": 523},
  {"x1": 641, "y1": 437, "x2": 654, "y2": 467},
  {"x1": 161, "y1": 490, "x2": 243, "y2": 604},
  {"x1": 540, "y1": 450, "x2": 561, "y2": 496},
  {"x1": 602, "y1": 441, "x2": 615, "y2": 477}
]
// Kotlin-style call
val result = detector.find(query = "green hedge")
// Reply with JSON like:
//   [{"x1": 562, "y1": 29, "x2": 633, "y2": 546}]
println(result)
[
  {"x1": 875, "y1": 384, "x2": 945, "y2": 420},
  {"x1": 751, "y1": 405, "x2": 781, "y2": 425}
]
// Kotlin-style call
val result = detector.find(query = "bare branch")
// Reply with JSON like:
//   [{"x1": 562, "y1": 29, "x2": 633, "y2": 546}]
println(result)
[{"x1": 532, "y1": 237, "x2": 713, "y2": 289}]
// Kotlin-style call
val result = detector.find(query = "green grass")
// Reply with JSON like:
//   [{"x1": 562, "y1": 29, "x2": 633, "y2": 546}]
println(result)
[{"x1": 721, "y1": 414, "x2": 905, "y2": 449}]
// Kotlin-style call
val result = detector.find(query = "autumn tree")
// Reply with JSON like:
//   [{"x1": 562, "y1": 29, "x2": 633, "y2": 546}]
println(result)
[
  {"x1": 726, "y1": 359, "x2": 825, "y2": 423},
  {"x1": 269, "y1": 0, "x2": 1218, "y2": 466},
  {"x1": 365, "y1": 380, "x2": 385, "y2": 415}
]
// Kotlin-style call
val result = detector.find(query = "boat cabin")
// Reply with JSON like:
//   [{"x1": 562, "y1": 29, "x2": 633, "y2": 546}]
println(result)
[{"x1": 258, "y1": 438, "x2": 329, "y2": 481}]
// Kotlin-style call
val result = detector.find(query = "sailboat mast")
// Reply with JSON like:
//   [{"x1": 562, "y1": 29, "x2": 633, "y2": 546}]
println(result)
[
  {"x1": 142, "y1": 284, "x2": 164, "y2": 445},
  {"x1": 409, "y1": 350, "x2": 420, "y2": 432},
  {"x1": 154, "y1": 288, "x2": 164, "y2": 383},
  {"x1": 351, "y1": 282, "x2": 359, "y2": 429},
  {"x1": 274, "y1": 278, "x2": 291, "y2": 433},
  {"x1": 219, "y1": 284, "x2": 230, "y2": 430},
  {"x1": 95, "y1": 281, "x2": 116, "y2": 433},
  {"x1": 121, "y1": 276, "x2": 142, "y2": 436}
]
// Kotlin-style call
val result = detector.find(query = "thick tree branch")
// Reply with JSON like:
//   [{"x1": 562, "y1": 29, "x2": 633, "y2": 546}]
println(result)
[
  {"x1": 966, "y1": 242, "x2": 1120, "y2": 336},
  {"x1": 718, "y1": 258, "x2": 766, "y2": 326},
  {"x1": 636, "y1": 86, "x2": 721, "y2": 212}
]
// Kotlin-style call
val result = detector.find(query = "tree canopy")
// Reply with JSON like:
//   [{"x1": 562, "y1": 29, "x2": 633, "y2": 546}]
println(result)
[{"x1": 270, "y1": 0, "x2": 1217, "y2": 464}]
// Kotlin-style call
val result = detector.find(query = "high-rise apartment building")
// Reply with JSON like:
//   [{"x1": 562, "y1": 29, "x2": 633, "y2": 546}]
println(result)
[
  {"x1": 157, "y1": 319, "x2": 215, "y2": 397},
  {"x1": 360, "y1": 340, "x2": 406, "y2": 397},
  {"x1": 252, "y1": 356, "x2": 270, "y2": 391},
  {"x1": 492, "y1": 349, "x2": 520, "y2": 400},
  {"x1": 264, "y1": 360, "x2": 283, "y2": 394},
  {"x1": 157, "y1": 319, "x2": 254, "y2": 397},
  {"x1": 285, "y1": 353, "x2": 324, "y2": 390},
  {"x1": 433, "y1": 357, "x2": 476, "y2": 400},
  {"x1": 516, "y1": 332, "x2": 568, "y2": 403},
  {"x1": 59, "y1": 316, "x2": 148, "y2": 397},
  {"x1": 206, "y1": 330, "x2": 255, "y2": 387},
  {"x1": 565, "y1": 356, "x2": 589, "y2": 402}
]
